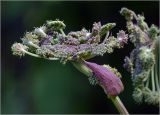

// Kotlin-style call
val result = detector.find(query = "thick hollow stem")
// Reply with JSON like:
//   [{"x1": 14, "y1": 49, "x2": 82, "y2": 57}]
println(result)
[{"x1": 110, "y1": 96, "x2": 129, "y2": 114}]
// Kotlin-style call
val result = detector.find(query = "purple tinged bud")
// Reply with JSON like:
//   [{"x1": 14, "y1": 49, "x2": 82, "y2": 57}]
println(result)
[
  {"x1": 64, "y1": 37, "x2": 80, "y2": 45},
  {"x1": 34, "y1": 27, "x2": 47, "y2": 38},
  {"x1": 39, "y1": 35, "x2": 53, "y2": 46},
  {"x1": 84, "y1": 61, "x2": 124, "y2": 96},
  {"x1": 92, "y1": 22, "x2": 101, "y2": 36},
  {"x1": 117, "y1": 30, "x2": 128, "y2": 46},
  {"x1": 123, "y1": 56, "x2": 133, "y2": 73}
]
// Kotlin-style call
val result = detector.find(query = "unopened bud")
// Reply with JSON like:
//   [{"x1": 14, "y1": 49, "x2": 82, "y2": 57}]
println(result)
[
  {"x1": 11, "y1": 43, "x2": 28, "y2": 56},
  {"x1": 84, "y1": 61, "x2": 124, "y2": 96}
]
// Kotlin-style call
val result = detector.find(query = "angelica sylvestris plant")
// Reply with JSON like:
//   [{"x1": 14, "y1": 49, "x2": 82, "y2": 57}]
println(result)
[
  {"x1": 11, "y1": 8, "x2": 158, "y2": 114},
  {"x1": 121, "y1": 8, "x2": 160, "y2": 106}
]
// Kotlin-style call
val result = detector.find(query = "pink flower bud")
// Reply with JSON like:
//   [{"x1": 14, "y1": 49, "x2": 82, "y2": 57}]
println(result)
[
  {"x1": 117, "y1": 30, "x2": 128, "y2": 46},
  {"x1": 84, "y1": 61, "x2": 124, "y2": 96}
]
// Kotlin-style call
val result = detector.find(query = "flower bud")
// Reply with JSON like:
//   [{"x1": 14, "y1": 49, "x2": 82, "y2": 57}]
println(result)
[
  {"x1": 100, "y1": 23, "x2": 116, "y2": 37},
  {"x1": 138, "y1": 46, "x2": 155, "y2": 70},
  {"x1": 91, "y1": 22, "x2": 101, "y2": 36},
  {"x1": 34, "y1": 27, "x2": 47, "y2": 38},
  {"x1": 117, "y1": 30, "x2": 128, "y2": 46},
  {"x1": 137, "y1": 15, "x2": 148, "y2": 31},
  {"x1": 120, "y1": 7, "x2": 134, "y2": 21},
  {"x1": 148, "y1": 24, "x2": 160, "y2": 40},
  {"x1": 132, "y1": 88, "x2": 143, "y2": 103},
  {"x1": 46, "y1": 20, "x2": 66, "y2": 31},
  {"x1": 84, "y1": 61, "x2": 124, "y2": 96},
  {"x1": 11, "y1": 43, "x2": 28, "y2": 56}
]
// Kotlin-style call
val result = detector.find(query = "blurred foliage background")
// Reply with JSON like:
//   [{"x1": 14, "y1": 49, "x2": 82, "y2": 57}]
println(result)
[{"x1": 1, "y1": 1, "x2": 159, "y2": 114}]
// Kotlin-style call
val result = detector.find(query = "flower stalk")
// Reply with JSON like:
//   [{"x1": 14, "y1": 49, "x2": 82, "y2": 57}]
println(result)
[{"x1": 110, "y1": 96, "x2": 129, "y2": 114}]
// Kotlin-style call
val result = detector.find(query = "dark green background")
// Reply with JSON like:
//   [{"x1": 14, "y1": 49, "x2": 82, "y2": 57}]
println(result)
[{"x1": 1, "y1": 1, "x2": 159, "y2": 114}]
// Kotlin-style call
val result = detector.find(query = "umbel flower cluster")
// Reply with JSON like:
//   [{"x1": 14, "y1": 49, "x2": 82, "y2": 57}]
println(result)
[
  {"x1": 121, "y1": 8, "x2": 160, "y2": 105},
  {"x1": 12, "y1": 20, "x2": 128, "y2": 63},
  {"x1": 12, "y1": 19, "x2": 128, "y2": 97}
]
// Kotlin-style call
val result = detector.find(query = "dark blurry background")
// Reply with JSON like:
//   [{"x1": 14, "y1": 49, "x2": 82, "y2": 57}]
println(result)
[{"x1": 1, "y1": 1, "x2": 159, "y2": 114}]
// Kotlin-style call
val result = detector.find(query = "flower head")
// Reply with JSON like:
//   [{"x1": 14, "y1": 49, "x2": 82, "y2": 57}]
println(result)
[
  {"x1": 11, "y1": 19, "x2": 127, "y2": 64},
  {"x1": 121, "y1": 7, "x2": 160, "y2": 106}
]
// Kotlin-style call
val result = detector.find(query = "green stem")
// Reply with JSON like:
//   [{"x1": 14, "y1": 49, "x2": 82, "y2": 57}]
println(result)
[
  {"x1": 47, "y1": 57, "x2": 59, "y2": 60},
  {"x1": 60, "y1": 29, "x2": 66, "y2": 37},
  {"x1": 154, "y1": 38, "x2": 160, "y2": 91},
  {"x1": 72, "y1": 61, "x2": 129, "y2": 114},
  {"x1": 158, "y1": 38, "x2": 160, "y2": 76},
  {"x1": 146, "y1": 73, "x2": 150, "y2": 88},
  {"x1": 110, "y1": 96, "x2": 129, "y2": 114},
  {"x1": 23, "y1": 49, "x2": 59, "y2": 60},
  {"x1": 155, "y1": 64, "x2": 159, "y2": 91},
  {"x1": 72, "y1": 61, "x2": 92, "y2": 77},
  {"x1": 23, "y1": 49, "x2": 40, "y2": 58},
  {"x1": 151, "y1": 66, "x2": 155, "y2": 92},
  {"x1": 158, "y1": 37, "x2": 160, "y2": 90},
  {"x1": 29, "y1": 41, "x2": 40, "y2": 49}
]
